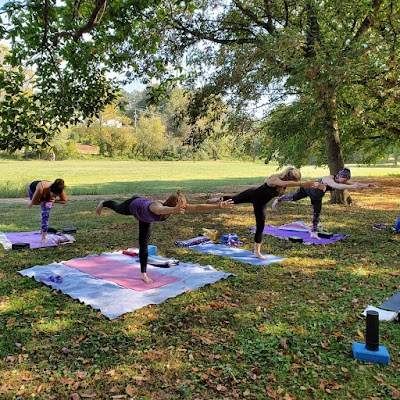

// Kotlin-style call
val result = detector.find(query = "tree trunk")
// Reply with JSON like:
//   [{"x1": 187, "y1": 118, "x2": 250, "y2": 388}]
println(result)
[{"x1": 321, "y1": 88, "x2": 352, "y2": 205}]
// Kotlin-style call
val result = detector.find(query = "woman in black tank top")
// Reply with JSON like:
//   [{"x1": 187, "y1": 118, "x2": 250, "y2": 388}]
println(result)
[{"x1": 207, "y1": 168, "x2": 321, "y2": 259}]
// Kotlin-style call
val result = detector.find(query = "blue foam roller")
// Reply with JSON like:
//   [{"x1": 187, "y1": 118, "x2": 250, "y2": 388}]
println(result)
[{"x1": 352, "y1": 342, "x2": 390, "y2": 365}]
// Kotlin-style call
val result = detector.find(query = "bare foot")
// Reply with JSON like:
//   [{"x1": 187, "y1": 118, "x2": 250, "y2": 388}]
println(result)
[
  {"x1": 141, "y1": 273, "x2": 154, "y2": 284},
  {"x1": 309, "y1": 231, "x2": 321, "y2": 240},
  {"x1": 271, "y1": 198, "x2": 279, "y2": 210},
  {"x1": 254, "y1": 252, "x2": 267, "y2": 260},
  {"x1": 95, "y1": 201, "x2": 104, "y2": 215}
]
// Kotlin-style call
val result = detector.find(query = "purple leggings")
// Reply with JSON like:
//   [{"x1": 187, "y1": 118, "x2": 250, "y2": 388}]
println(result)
[{"x1": 28, "y1": 184, "x2": 53, "y2": 232}]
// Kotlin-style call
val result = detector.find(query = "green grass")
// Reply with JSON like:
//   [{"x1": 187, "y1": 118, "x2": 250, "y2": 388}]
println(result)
[
  {"x1": 0, "y1": 161, "x2": 400, "y2": 399},
  {"x1": 0, "y1": 159, "x2": 399, "y2": 197}
]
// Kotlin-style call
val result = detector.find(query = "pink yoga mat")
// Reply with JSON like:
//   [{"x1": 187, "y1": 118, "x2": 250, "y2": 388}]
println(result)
[{"x1": 63, "y1": 255, "x2": 180, "y2": 291}]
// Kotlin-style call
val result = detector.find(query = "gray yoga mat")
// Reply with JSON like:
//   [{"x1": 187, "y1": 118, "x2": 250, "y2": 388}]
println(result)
[{"x1": 380, "y1": 292, "x2": 400, "y2": 312}]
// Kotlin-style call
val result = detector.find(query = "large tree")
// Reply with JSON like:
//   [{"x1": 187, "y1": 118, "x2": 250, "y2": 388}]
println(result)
[
  {"x1": 1, "y1": 1, "x2": 399, "y2": 202},
  {"x1": 151, "y1": 0, "x2": 399, "y2": 202}
]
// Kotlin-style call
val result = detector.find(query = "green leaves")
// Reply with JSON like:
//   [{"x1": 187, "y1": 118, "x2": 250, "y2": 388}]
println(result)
[{"x1": 1, "y1": 0, "x2": 399, "y2": 162}]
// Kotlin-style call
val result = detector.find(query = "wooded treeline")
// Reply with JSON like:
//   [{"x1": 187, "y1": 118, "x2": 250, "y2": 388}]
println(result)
[{"x1": 1, "y1": 1, "x2": 399, "y2": 173}]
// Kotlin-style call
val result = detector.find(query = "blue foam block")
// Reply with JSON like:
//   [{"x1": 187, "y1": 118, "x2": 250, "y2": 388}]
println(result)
[
  {"x1": 352, "y1": 342, "x2": 390, "y2": 365},
  {"x1": 148, "y1": 245, "x2": 157, "y2": 256}
]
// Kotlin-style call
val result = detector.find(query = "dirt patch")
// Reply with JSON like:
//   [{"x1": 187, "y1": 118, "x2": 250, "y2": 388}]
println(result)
[
  {"x1": 0, "y1": 193, "x2": 214, "y2": 204},
  {"x1": 1, "y1": 178, "x2": 398, "y2": 204}
]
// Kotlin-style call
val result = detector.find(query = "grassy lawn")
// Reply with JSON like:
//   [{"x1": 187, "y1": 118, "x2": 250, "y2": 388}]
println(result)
[
  {"x1": 0, "y1": 160, "x2": 399, "y2": 399},
  {"x1": 1, "y1": 159, "x2": 400, "y2": 198}
]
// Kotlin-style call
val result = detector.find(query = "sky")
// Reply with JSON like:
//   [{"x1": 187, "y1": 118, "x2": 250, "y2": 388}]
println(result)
[{"x1": 0, "y1": 0, "x2": 145, "y2": 93}]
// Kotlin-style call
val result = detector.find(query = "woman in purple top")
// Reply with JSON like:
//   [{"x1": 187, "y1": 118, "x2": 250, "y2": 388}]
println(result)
[{"x1": 95, "y1": 192, "x2": 234, "y2": 284}]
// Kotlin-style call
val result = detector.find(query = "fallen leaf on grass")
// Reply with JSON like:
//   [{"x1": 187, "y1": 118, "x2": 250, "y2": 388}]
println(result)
[
  {"x1": 389, "y1": 386, "x2": 400, "y2": 399},
  {"x1": 126, "y1": 385, "x2": 135, "y2": 396},
  {"x1": 59, "y1": 378, "x2": 75, "y2": 385},
  {"x1": 320, "y1": 339, "x2": 330, "y2": 349},
  {"x1": 216, "y1": 384, "x2": 227, "y2": 392},
  {"x1": 6, "y1": 317, "x2": 16, "y2": 328},
  {"x1": 131, "y1": 376, "x2": 148, "y2": 381},
  {"x1": 319, "y1": 380, "x2": 343, "y2": 391}
]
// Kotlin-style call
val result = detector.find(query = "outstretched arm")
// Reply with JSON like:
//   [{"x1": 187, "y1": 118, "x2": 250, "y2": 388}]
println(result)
[
  {"x1": 349, "y1": 181, "x2": 379, "y2": 189},
  {"x1": 185, "y1": 199, "x2": 234, "y2": 212},
  {"x1": 149, "y1": 201, "x2": 186, "y2": 216},
  {"x1": 267, "y1": 176, "x2": 322, "y2": 189},
  {"x1": 322, "y1": 176, "x2": 378, "y2": 190}
]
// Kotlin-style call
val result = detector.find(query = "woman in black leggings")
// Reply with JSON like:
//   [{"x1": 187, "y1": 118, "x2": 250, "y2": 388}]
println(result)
[
  {"x1": 272, "y1": 167, "x2": 378, "y2": 238},
  {"x1": 96, "y1": 192, "x2": 233, "y2": 283},
  {"x1": 207, "y1": 168, "x2": 322, "y2": 259}
]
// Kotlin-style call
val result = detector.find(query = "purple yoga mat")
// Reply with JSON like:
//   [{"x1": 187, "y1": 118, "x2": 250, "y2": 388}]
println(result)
[
  {"x1": 251, "y1": 225, "x2": 349, "y2": 245},
  {"x1": 6, "y1": 231, "x2": 58, "y2": 249}
]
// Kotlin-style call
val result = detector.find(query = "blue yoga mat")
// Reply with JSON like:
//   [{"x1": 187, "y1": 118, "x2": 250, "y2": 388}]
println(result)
[{"x1": 188, "y1": 243, "x2": 285, "y2": 266}]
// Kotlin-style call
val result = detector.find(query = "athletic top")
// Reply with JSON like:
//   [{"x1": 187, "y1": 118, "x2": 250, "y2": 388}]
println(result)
[
  {"x1": 129, "y1": 198, "x2": 163, "y2": 223},
  {"x1": 29, "y1": 180, "x2": 51, "y2": 201},
  {"x1": 225, "y1": 183, "x2": 280, "y2": 205},
  {"x1": 29, "y1": 180, "x2": 42, "y2": 193},
  {"x1": 318, "y1": 178, "x2": 334, "y2": 192}
]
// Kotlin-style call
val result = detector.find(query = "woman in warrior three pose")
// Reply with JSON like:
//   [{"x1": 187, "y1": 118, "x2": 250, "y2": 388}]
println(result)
[
  {"x1": 96, "y1": 191, "x2": 234, "y2": 284},
  {"x1": 271, "y1": 167, "x2": 378, "y2": 238},
  {"x1": 207, "y1": 167, "x2": 324, "y2": 259},
  {"x1": 27, "y1": 179, "x2": 67, "y2": 243}
]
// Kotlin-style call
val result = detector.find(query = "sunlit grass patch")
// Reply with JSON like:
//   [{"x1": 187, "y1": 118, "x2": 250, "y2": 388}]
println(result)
[{"x1": 0, "y1": 167, "x2": 399, "y2": 399}]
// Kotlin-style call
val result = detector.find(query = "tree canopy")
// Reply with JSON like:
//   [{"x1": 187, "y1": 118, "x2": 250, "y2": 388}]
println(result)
[{"x1": 1, "y1": 0, "x2": 399, "y2": 186}]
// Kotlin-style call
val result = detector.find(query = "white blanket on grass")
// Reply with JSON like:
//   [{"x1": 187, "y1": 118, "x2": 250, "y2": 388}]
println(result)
[{"x1": 19, "y1": 252, "x2": 234, "y2": 319}]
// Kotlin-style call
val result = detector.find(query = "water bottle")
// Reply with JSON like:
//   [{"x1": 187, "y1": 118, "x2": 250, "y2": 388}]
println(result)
[{"x1": 317, "y1": 222, "x2": 323, "y2": 232}]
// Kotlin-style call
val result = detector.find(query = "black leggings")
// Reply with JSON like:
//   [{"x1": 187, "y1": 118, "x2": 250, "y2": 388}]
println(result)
[
  {"x1": 276, "y1": 187, "x2": 325, "y2": 231},
  {"x1": 103, "y1": 197, "x2": 152, "y2": 273},
  {"x1": 223, "y1": 189, "x2": 269, "y2": 244}
]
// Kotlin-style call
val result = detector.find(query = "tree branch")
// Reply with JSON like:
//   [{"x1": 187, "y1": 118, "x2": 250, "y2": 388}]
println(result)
[
  {"x1": 41, "y1": 0, "x2": 49, "y2": 48},
  {"x1": 352, "y1": 0, "x2": 383, "y2": 42},
  {"x1": 72, "y1": 0, "x2": 109, "y2": 41},
  {"x1": 232, "y1": 0, "x2": 276, "y2": 34},
  {"x1": 173, "y1": 19, "x2": 259, "y2": 45}
]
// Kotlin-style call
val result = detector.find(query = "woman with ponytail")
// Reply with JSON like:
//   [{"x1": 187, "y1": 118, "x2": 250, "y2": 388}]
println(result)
[
  {"x1": 95, "y1": 191, "x2": 234, "y2": 284},
  {"x1": 207, "y1": 167, "x2": 323, "y2": 259}
]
